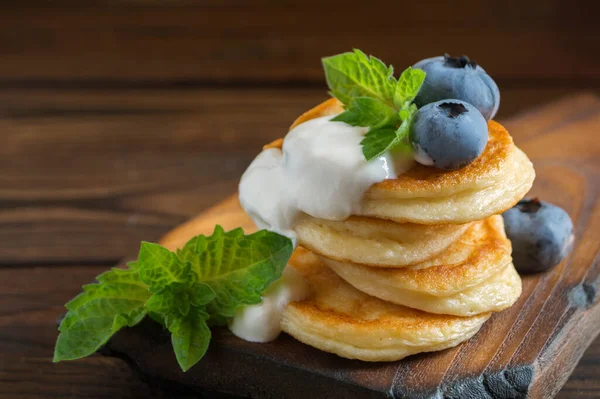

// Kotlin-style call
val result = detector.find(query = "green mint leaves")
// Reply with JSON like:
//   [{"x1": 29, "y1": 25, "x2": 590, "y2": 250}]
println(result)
[
  {"x1": 169, "y1": 308, "x2": 211, "y2": 372},
  {"x1": 332, "y1": 97, "x2": 398, "y2": 129},
  {"x1": 322, "y1": 50, "x2": 426, "y2": 161},
  {"x1": 53, "y1": 263, "x2": 150, "y2": 362},
  {"x1": 359, "y1": 126, "x2": 401, "y2": 161},
  {"x1": 322, "y1": 49, "x2": 396, "y2": 107},
  {"x1": 394, "y1": 67, "x2": 426, "y2": 110},
  {"x1": 138, "y1": 242, "x2": 191, "y2": 292},
  {"x1": 177, "y1": 226, "x2": 293, "y2": 319},
  {"x1": 54, "y1": 226, "x2": 293, "y2": 372},
  {"x1": 361, "y1": 103, "x2": 419, "y2": 160}
]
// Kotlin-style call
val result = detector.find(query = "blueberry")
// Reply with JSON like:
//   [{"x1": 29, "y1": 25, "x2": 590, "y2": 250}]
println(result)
[
  {"x1": 409, "y1": 99, "x2": 488, "y2": 170},
  {"x1": 413, "y1": 54, "x2": 500, "y2": 121},
  {"x1": 503, "y1": 198, "x2": 574, "y2": 274}
]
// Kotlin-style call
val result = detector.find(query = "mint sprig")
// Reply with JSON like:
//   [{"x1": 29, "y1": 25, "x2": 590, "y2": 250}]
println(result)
[
  {"x1": 169, "y1": 307, "x2": 211, "y2": 371},
  {"x1": 322, "y1": 49, "x2": 396, "y2": 107},
  {"x1": 53, "y1": 262, "x2": 150, "y2": 362},
  {"x1": 177, "y1": 226, "x2": 291, "y2": 319},
  {"x1": 359, "y1": 126, "x2": 399, "y2": 161},
  {"x1": 357, "y1": 103, "x2": 418, "y2": 159},
  {"x1": 322, "y1": 50, "x2": 426, "y2": 161},
  {"x1": 332, "y1": 97, "x2": 398, "y2": 129},
  {"x1": 394, "y1": 67, "x2": 426, "y2": 110},
  {"x1": 54, "y1": 226, "x2": 293, "y2": 372}
]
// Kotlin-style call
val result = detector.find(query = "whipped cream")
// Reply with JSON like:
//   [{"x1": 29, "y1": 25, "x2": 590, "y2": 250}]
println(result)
[
  {"x1": 228, "y1": 266, "x2": 309, "y2": 342},
  {"x1": 413, "y1": 143, "x2": 435, "y2": 166},
  {"x1": 239, "y1": 115, "x2": 400, "y2": 243},
  {"x1": 233, "y1": 115, "x2": 411, "y2": 342}
]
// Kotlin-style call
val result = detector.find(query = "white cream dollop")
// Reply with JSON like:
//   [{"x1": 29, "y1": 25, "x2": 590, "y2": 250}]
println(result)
[
  {"x1": 413, "y1": 143, "x2": 435, "y2": 166},
  {"x1": 233, "y1": 115, "x2": 410, "y2": 342},
  {"x1": 238, "y1": 115, "x2": 398, "y2": 243},
  {"x1": 228, "y1": 266, "x2": 309, "y2": 342}
]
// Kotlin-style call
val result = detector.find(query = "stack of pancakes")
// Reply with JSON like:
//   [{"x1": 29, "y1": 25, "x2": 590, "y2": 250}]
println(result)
[{"x1": 277, "y1": 99, "x2": 536, "y2": 361}]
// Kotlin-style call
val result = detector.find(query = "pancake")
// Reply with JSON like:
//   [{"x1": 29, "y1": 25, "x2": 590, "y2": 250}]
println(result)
[
  {"x1": 289, "y1": 97, "x2": 345, "y2": 130},
  {"x1": 327, "y1": 258, "x2": 520, "y2": 316},
  {"x1": 281, "y1": 248, "x2": 490, "y2": 362},
  {"x1": 362, "y1": 141, "x2": 535, "y2": 224},
  {"x1": 266, "y1": 98, "x2": 535, "y2": 225},
  {"x1": 294, "y1": 213, "x2": 470, "y2": 267},
  {"x1": 324, "y1": 215, "x2": 511, "y2": 294},
  {"x1": 322, "y1": 216, "x2": 522, "y2": 316}
]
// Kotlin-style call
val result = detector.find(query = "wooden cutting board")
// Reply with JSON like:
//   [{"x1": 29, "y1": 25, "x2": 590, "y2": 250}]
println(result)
[{"x1": 102, "y1": 93, "x2": 600, "y2": 399}]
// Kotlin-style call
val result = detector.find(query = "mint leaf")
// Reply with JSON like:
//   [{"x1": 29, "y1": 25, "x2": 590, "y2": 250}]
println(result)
[
  {"x1": 146, "y1": 284, "x2": 190, "y2": 317},
  {"x1": 322, "y1": 50, "x2": 426, "y2": 162},
  {"x1": 360, "y1": 127, "x2": 400, "y2": 161},
  {"x1": 169, "y1": 308, "x2": 211, "y2": 372},
  {"x1": 95, "y1": 266, "x2": 146, "y2": 287},
  {"x1": 138, "y1": 242, "x2": 191, "y2": 292},
  {"x1": 125, "y1": 260, "x2": 140, "y2": 269},
  {"x1": 393, "y1": 67, "x2": 426, "y2": 110},
  {"x1": 360, "y1": 104, "x2": 418, "y2": 161},
  {"x1": 146, "y1": 282, "x2": 215, "y2": 318},
  {"x1": 178, "y1": 225, "x2": 293, "y2": 319},
  {"x1": 398, "y1": 109, "x2": 410, "y2": 121},
  {"x1": 53, "y1": 265, "x2": 150, "y2": 362},
  {"x1": 395, "y1": 103, "x2": 418, "y2": 146},
  {"x1": 332, "y1": 97, "x2": 398, "y2": 128},
  {"x1": 189, "y1": 282, "x2": 216, "y2": 306},
  {"x1": 322, "y1": 49, "x2": 396, "y2": 107},
  {"x1": 55, "y1": 225, "x2": 292, "y2": 372}
]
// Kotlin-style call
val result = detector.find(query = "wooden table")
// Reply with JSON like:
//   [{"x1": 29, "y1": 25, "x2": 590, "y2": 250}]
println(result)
[
  {"x1": 0, "y1": 88, "x2": 598, "y2": 399},
  {"x1": 1, "y1": 1, "x2": 599, "y2": 397}
]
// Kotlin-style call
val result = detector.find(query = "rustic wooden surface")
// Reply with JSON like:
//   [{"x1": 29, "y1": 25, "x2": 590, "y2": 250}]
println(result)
[
  {"x1": 1, "y1": 0, "x2": 599, "y2": 397},
  {"x1": 101, "y1": 98, "x2": 600, "y2": 396},
  {"x1": 1, "y1": 92, "x2": 597, "y2": 399},
  {"x1": 0, "y1": 1, "x2": 598, "y2": 84},
  {"x1": 0, "y1": 87, "x2": 580, "y2": 266}
]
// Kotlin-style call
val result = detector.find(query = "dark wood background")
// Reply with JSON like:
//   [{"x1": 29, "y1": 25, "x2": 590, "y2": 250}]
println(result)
[{"x1": 0, "y1": 1, "x2": 598, "y2": 398}]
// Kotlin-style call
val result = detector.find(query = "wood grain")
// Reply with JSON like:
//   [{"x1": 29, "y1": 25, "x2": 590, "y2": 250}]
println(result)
[
  {"x1": 0, "y1": 264, "x2": 241, "y2": 398},
  {"x1": 0, "y1": 92, "x2": 598, "y2": 398},
  {"x1": 99, "y1": 94, "x2": 600, "y2": 398},
  {"x1": 0, "y1": 87, "x2": 577, "y2": 265},
  {"x1": 0, "y1": 2, "x2": 598, "y2": 396},
  {"x1": 0, "y1": 1, "x2": 597, "y2": 84},
  {"x1": 1, "y1": 263, "x2": 598, "y2": 399},
  {"x1": 0, "y1": 264, "x2": 156, "y2": 398}
]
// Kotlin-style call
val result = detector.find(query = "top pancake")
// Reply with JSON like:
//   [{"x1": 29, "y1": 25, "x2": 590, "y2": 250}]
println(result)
[
  {"x1": 267, "y1": 98, "x2": 535, "y2": 224},
  {"x1": 362, "y1": 124, "x2": 534, "y2": 224}
]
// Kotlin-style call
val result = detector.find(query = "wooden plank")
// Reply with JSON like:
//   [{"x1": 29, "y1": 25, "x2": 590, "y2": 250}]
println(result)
[
  {"x1": 0, "y1": 265, "x2": 155, "y2": 398},
  {"x1": 0, "y1": 264, "x2": 236, "y2": 398},
  {"x1": 0, "y1": 87, "x2": 577, "y2": 265},
  {"x1": 0, "y1": 265, "x2": 114, "y2": 357},
  {"x1": 0, "y1": 94, "x2": 597, "y2": 396},
  {"x1": 99, "y1": 93, "x2": 600, "y2": 398},
  {"x1": 0, "y1": 1, "x2": 597, "y2": 82},
  {"x1": 0, "y1": 263, "x2": 597, "y2": 399},
  {"x1": 0, "y1": 356, "x2": 163, "y2": 399},
  {"x1": 0, "y1": 88, "x2": 314, "y2": 264},
  {"x1": 557, "y1": 340, "x2": 600, "y2": 398}
]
